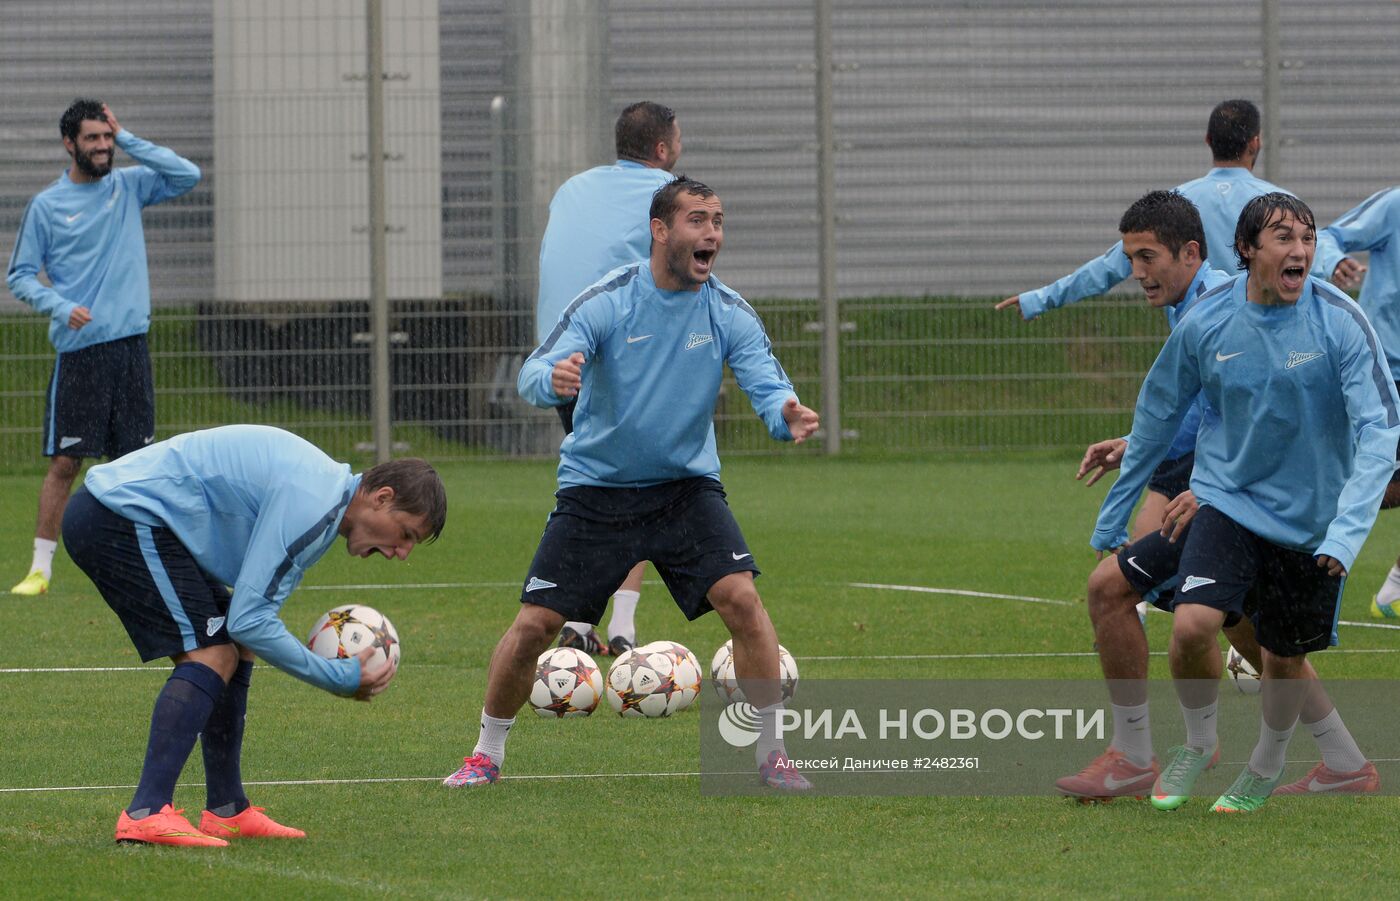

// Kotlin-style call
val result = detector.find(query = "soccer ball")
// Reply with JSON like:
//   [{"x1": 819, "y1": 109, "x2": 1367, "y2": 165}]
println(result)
[
  {"x1": 306, "y1": 604, "x2": 400, "y2": 668},
  {"x1": 1224, "y1": 644, "x2": 1261, "y2": 694},
  {"x1": 529, "y1": 647, "x2": 604, "y2": 717},
  {"x1": 710, "y1": 639, "x2": 798, "y2": 704},
  {"x1": 639, "y1": 640, "x2": 702, "y2": 711},
  {"x1": 606, "y1": 647, "x2": 686, "y2": 717}
]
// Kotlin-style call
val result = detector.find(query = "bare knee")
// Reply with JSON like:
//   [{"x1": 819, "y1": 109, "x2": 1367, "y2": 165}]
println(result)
[
  {"x1": 1172, "y1": 604, "x2": 1224, "y2": 652},
  {"x1": 708, "y1": 573, "x2": 765, "y2": 628},
  {"x1": 508, "y1": 604, "x2": 565, "y2": 656},
  {"x1": 1087, "y1": 557, "x2": 1137, "y2": 624},
  {"x1": 48, "y1": 455, "x2": 83, "y2": 483}
]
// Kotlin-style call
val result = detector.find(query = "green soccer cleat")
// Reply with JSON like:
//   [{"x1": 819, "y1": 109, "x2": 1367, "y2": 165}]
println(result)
[
  {"x1": 1372, "y1": 595, "x2": 1398, "y2": 619},
  {"x1": 1151, "y1": 743, "x2": 1219, "y2": 811},
  {"x1": 1211, "y1": 767, "x2": 1283, "y2": 813},
  {"x1": 9, "y1": 570, "x2": 49, "y2": 596}
]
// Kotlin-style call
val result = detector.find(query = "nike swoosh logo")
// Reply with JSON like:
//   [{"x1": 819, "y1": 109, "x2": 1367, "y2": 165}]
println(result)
[
  {"x1": 1126, "y1": 715, "x2": 1145, "y2": 724},
  {"x1": 1215, "y1": 351, "x2": 1244, "y2": 362},
  {"x1": 1307, "y1": 774, "x2": 1370, "y2": 792},
  {"x1": 66, "y1": 212, "x2": 84, "y2": 223},
  {"x1": 1103, "y1": 773, "x2": 1150, "y2": 790},
  {"x1": 59, "y1": 437, "x2": 82, "y2": 450},
  {"x1": 626, "y1": 335, "x2": 653, "y2": 344},
  {"x1": 214, "y1": 822, "x2": 240, "y2": 834},
  {"x1": 1126, "y1": 556, "x2": 1151, "y2": 578},
  {"x1": 732, "y1": 552, "x2": 752, "y2": 560}
]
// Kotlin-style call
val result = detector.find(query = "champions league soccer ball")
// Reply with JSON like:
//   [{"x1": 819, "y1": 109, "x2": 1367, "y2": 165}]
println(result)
[
  {"x1": 638, "y1": 640, "x2": 702, "y2": 712},
  {"x1": 529, "y1": 647, "x2": 605, "y2": 717},
  {"x1": 306, "y1": 604, "x2": 401, "y2": 668},
  {"x1": 710, "y1": 639, "x2": 798, "y2": 704},
  {"x1": 606, "y1": 647, "x2": 687, "y2": 717},
  {"x1": 1224, "y1": 644, "x2": 1261, "y2": 694}
]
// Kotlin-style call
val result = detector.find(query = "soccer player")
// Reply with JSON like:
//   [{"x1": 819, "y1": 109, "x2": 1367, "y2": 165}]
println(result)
[
  {"x1": 1091, "y1": 194, "x2": 1399, "y2": 813},
  {"x1": 7, "y1": 99, "x2": 200, "y2": 596},
  {"x1": 1074, "y1": 191, "x2": 1231, "y2": 565},
  {"x1": 535, "y1": 101, "x2": 683, "y2": 657},
  {"x1": 1311, "y1": 187, "x2": 1400, "y2": 618},
  {"x1": 996, "y1": 99, "x2": 1286, "y2": 321},
  {"x1": 62, "y1": 425, "x2": 446, "y2": 846},
  {"x1": 443, "y1": 176, "x2": 819, "y2": 791}
]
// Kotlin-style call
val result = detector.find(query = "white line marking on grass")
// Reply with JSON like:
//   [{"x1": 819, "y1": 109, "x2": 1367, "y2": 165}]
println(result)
[
  {"x1": 1338, "y1": 619, "x2": 1400, "y2": 631},
  {"x1": 299, "y1": 581, "x2": 517, "y2": 591},
  {"x1": 849, "y1": 582, "x2": 1075, "y2": 607},
  {"x1": 800, "y1": 648, "x2": 1400, "y2": 662},
  {"x1": 0, "y1": 771, "x2": 703, "y2": 794}
]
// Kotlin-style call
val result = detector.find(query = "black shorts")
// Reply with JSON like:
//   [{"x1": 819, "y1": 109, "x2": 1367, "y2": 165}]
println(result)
[
  {"x1": 1118, "y1": 523, "x2": 1259, "y2": 624},
  {"x1": 1171, "y1": 506, "x2": 1342, "y2": 657},
  {"x1": 1147, "y1": 452, "x2": 1194, "y2": 499},
  {"x1": 556, "y1": 399, "x2": 576, "y2": 435},
  {"x1": 62, "y1": 487, "x2": 233, "y2": 662},
  {"x1": 43, "y1": 334, "x2": 154, "y2": 459},
  {"x1": 521, "y1": 477, "x2": 757, "y2": 623}
]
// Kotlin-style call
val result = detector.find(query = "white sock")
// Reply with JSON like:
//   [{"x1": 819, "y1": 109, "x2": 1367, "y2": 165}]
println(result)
[
  {"x1": 563, "y1": 621, "x2": 593, "y2": 636},
  {"x1": 1181, "y1": 701, "x2": 1218, "y2": 753},
  {"x1": 1376, "y1": 564, "x2": 1400, "y2": 606},
  {"x1": 754, "y1": 701, "x2": 786, "y2": 765},
  {"x1": 31, "y1": 538, "x2": 57, "y2": 580},
  {"x1": 1248, "y1": 715, "x2": 1298, "y2": 779},
  {"x1": 1109, "y1": 702, "x2": 1153, "y2": 767},
  {"x1": 1305, "y1": 709, "x2": 1367, "y2": 773},
  {"x1": 473, "y1": 711, "x2": 515, "y2": 765},
  {"x1": 607, "y1": 590, "x2": 640, "y2": 643}
]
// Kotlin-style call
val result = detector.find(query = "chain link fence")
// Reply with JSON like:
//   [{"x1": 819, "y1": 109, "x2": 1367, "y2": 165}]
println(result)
[{"x1": 2, "y1": 0, "x2": 1397, "y2": 467}]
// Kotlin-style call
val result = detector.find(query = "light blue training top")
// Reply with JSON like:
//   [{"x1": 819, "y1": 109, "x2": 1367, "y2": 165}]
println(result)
[
  {"x1": 520, "y1": 261, "x2": 798, "y2": 489},
  {"x1": 1018, "y1": 167, "x2": 1288, "y2": 320},
  {"x1": 85, "y1": 425, "x2": 363, "y2": 696},
  {"x1": 535, "y1": 160, "x2": 675, "y2": 345},
  {"x1": 1093, "y1": 274, "x2": 1400, "y2": 571},
  {"x1": 7, "y1": 129, "x2": 201, "y2": 352},
  {"x1": 1315, "y1": 187, "x2": 1400, "y2": 378},
  {"x1": 1155, "y1": 264, "x2": 1234, "y2": 461}
]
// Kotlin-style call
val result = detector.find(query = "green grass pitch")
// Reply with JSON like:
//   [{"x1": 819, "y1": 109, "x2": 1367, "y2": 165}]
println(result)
[{"x1": 1, "y1": 455, "x2": 1398, "y2": 899}]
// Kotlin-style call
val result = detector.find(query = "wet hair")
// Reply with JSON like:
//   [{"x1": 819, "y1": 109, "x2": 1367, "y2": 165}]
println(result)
[
  {"x1": 1233, "y1": 192, "x2": 1316, "y2": 271},
  {"x1": 1206, "y1": 99, "x2": 1261, "y2": 162},
  {"x1": 1118, "y1": 190, "x2": 1206, "y2": 259},
  {"x1": 360, "y1": 458, "x2": 447, "y2": 542},
  {"x1": 615, "y1": 101, "x2": 676, "y2": 162},
  {"x1": 60, "y1": 98, "x2": 108, "y2": 141},
  {"x1": 649, "y1": 175, "x2": 716, "y2": 228}
]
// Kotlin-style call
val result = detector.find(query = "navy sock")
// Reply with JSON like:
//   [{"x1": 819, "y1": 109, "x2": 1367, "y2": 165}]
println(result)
[
  {"x1": 202, "y1": 659, "x2": 253, "y2": 814},
  {"x1": 127, "y1": 662, "x2": 226, "y2": 819}
]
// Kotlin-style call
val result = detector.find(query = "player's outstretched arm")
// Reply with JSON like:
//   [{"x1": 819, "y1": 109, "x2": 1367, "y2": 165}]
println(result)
[
  {"x1": 1000, "y1": 242, "x2": 1133, "y2": 321},
  {"x1": 1077, "y1": 437, "x2": 1127, "y2": 486},
  {"x1": 352, "y1": 646, "x2": 397, "y2": 701},
  {"x1": 781, "y1": 397, "x2": 820, "y2": 444},
  {"x1": 994, "y1": 295, "x2": 1022, "y2": 314}
]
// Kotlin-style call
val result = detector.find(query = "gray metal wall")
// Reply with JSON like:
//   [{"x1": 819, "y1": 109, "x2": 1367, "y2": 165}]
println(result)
[{"x1": 3, "y1": 0, "x2": 1396, "y2": 309}]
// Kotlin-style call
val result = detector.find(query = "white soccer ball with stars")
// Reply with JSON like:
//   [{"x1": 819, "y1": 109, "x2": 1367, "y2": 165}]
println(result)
[
  {"x1": 606, "y1": 647, "x2": 686, "y2": 717},
  {"x1": 1224, "y1": 643, "x2": 1261, "y2": 695},
  {"x1": 638, "y1": 640, "x2": 702, "y2": 712},
  {"x1": 306, "y1": 604, "x2": 401, "y2": 669},
  {"x1": 710, "y1": 639, "x2": 798, "y2": 704},
  {"x1": 529, "y1": 647, "x2": 605, "y2": 717}
]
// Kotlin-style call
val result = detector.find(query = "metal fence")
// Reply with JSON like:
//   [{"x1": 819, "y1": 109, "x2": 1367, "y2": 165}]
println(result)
[{"x1": 2, "y1": 0, "x2": 1397, "y2": 467}]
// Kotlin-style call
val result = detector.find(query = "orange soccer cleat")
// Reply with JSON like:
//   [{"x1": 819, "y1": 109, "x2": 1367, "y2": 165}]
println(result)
[
  {"x1": 198, "y1": 804, "x2": 307, "y2": 839},
  {"x1": 115, "y1": 805, "x2": 228, "y2": 847}
]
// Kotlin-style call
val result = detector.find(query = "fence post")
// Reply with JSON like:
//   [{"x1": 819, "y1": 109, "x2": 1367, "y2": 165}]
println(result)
[
  {"x1": 367, "y1": 0, "x2": 391, "y2": 463},
  {"x1": 1261, "y1": 0, "x2": 1281, "y2": 183},
  {"x1": 814, "y1": 0, "x2": 841, "y2": 454}
]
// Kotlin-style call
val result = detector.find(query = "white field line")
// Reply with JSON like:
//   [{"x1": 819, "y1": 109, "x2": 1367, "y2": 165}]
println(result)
[
  {"x1": 0, "y1": 771, "x2": 707, "y2": 794},
  {"x1": 847, "y1": 582, "x2": 1075, "y2": 606}
]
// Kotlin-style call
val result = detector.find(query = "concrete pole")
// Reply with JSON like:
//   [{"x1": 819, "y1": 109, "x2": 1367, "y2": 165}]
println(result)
[{"x1": 367, "y1": 0, "x2": 391, "y2": 462}]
